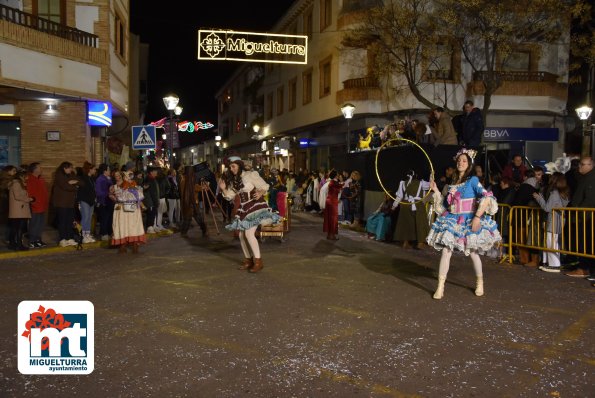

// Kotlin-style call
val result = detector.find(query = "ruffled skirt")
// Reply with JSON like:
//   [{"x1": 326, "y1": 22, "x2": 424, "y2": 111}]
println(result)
[{"x1": 426, "y1": 213, "x2": 501, "y2": 255}]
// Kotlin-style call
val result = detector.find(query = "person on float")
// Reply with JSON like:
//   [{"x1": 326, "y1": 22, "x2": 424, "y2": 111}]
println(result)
[
  {"x1": 219, "y1": 157, "x2": 281, "y2": 273},
  {"x1": 427, "y1": 148, "x2": 501, "y2": 299}
]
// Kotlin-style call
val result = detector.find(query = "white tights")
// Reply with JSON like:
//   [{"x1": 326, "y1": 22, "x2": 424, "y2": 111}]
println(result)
[
  {"x1": 438, "y1": 248, "x2": 483, "y2": 277},
  {"x1": 239, "y1": 226, "x2": 260, "y2": 259}
]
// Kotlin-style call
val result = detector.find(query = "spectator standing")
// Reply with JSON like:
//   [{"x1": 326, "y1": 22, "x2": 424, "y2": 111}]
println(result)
[
  {"x1": 461, "y1": 100, "x2": 484, "y2": 147},
  {"x1": 155, "y1": 168, "x2": 168, "y2": 231},
  {"x1": 8, "y1": 170, "x2": 33, "y2": 250},
  {"x1": 533, "y1": 173, "x2": 570, "y2": 272},
  {"x1": 565, "y1": 157, "x2": 595, "y2": 278},
  {"x1": 77, "y1": 161, "x2": 97, "y2": 243},
  {"x1": 26, "y1": 163, "x2": 49, "y2": 248},
  {"x1": 95, "y1": 164, "x2": 113, "y2": 241},
  {"x1": 52, "y1": 161, "x2": 80, "y2": 247},
  {"x1": 143, "y1": 167, "x2": 160, "y2": 234},
  {"x1": 166, "y1": 168, "x2": 181, "y2": 228},
  {"x1": 432, "y1": 107, "x2": 458, "y2": 146},
  {"x1": 513, "y1": 167, "x2": 544, "y2": 267},
  {"x1": 1, "y1": 165, "x2": 17, "y2": 244}
]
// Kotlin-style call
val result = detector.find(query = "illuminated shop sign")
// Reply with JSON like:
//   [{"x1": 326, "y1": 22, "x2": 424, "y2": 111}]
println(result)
[
  {"x1": 198, "y1": 29, "x2": 308, "y2": 64},
  {"x1": 483, "y1": 127, "x2": 559, "y2": 142},
  {"x1": 87, "y1": 101, "x2": 112, "y2": 126}
]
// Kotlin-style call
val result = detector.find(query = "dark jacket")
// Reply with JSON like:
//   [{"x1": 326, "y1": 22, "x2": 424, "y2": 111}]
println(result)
[
  {"x1": 165, "y1": 176, "x2": 180, "y2": 200},
  {"x1": 143, "y1": 176, "x2": 160, "y2": 208},
  {"x1": 76, "y1": 173, "x2": 96, "y2": 206},
  {"x1": 157, "y1": 175, "x2": 168, "y2": 199},
  {"x1": 512, "y1": 177, "x2": 539, "y2": 207},
  {"x1": 570, "y1": 169, "x2": 595, "y2": 208},
  {"x1": 461, "y1": 107, "x2": 484, "y2": 147},
  {"x1": 52, "y1": 171, "x2": 79, "y2": 208}
]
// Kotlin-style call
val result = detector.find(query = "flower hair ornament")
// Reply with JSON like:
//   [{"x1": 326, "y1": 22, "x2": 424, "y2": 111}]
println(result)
[{"x1": 454, "y1": 148, "x2": 477, "y2": 163}]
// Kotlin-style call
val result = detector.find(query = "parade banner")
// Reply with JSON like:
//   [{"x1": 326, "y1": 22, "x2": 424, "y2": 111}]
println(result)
[{"x1": 198, "y1": 29, "x2": 307, "y2": 64}]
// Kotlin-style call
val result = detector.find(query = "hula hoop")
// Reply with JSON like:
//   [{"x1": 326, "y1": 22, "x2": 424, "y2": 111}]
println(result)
[{"x1": 374, "y1": 138, "x2": 435, "y2": 205}]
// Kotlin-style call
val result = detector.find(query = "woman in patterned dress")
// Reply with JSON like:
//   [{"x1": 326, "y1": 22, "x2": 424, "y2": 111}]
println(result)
[
  {"x1": 427, "y1": 149, "x2": 501, "y2": 299},
  {"x1": 110, "y1": 171, "x2": 146, "y2": 254},
  {"x1": 219, "y1": 157, "x2": 281, "y2": 273}
]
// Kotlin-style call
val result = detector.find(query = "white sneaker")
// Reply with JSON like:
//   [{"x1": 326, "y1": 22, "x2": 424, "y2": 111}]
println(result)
[
  {"x1": 101, "y1": 235, "x2": 110, "y2": 241},
  {"x1": 59, "y1": 239, "x2": 69, "y2": 247},
  {"x1": 66, "y1": 239, "x2": 78, "y2": 246},
  {"x1": 147, "y1": 226, "x2": 156, "y2": 234},
  {"x1": 82, "y1": 236, "x2": 95, "y2": 244}
]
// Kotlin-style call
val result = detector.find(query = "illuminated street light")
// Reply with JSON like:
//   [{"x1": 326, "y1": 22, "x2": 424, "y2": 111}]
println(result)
[
  {"x1": 163, "y1": 93, "x2": 179, "y2": 163},
  {"x1": 576, "y1": 105, "x2": 593, "y2": 158},
  {"x1": 341, "y1": 103, "x2": 356, "y2": 154}
]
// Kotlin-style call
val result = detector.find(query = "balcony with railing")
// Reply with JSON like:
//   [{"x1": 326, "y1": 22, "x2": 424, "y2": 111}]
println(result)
[
  {"x1": 0, "y1": 4, "x2": 97, "y2": 47},
  {"x1": 468, "y1": 71, "x2": 567, "y2": 100},
  {"x1": 336, "y1": 76, "x2": 382, "y2": 105}
]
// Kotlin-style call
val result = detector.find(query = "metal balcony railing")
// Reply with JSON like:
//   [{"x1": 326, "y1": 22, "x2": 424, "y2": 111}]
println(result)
[
  {"x1": 472, "y1": 71, "x2": 558, "y2": 83},
  {"x1": 0, "y1": 4, "x2": 98, "y2": 48}
]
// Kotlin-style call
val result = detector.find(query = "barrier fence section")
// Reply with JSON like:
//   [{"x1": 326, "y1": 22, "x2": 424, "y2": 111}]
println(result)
[{"x1": 503, "y1": 205, "x2": 595, "y2": 264}]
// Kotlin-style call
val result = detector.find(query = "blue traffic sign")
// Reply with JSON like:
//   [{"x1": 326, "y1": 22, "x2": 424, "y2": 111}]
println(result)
[{"x1": 131, "y1": 125, "x2": 156, "y2": 150}]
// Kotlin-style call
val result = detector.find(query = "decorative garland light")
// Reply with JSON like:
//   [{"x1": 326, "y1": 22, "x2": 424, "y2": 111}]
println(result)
[{"x1": 149, "y1": 118, "x2": 215, "y2": 132}]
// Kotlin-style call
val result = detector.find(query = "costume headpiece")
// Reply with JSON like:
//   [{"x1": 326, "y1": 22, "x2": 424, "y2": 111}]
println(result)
[{"x1": 454, "y1": 148, "x2": 477, "y2": 163}]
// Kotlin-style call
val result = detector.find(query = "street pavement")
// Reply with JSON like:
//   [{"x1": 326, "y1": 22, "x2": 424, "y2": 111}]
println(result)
[{"x1": 0, "y1": 212, "x2": 593, "y2": 397}]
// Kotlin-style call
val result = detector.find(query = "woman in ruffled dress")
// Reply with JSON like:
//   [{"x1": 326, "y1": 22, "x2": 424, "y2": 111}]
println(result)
[
  {"x1": 110, "y1": 171, "x2": 146, "y2": 254},
  {"x1": 427, "y1": 148, "x2": 501, "y2": 299},
  {"x1": 219, "y1": 157, "x2": 282, "y2": 273}
]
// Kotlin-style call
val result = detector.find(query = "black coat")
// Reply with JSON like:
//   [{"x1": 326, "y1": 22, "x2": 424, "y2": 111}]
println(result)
[
  {"x1": 461, "y1": 108, "x2": 484, "y2": 147},
  {"x1": 76, "y1": 174, "x2": 96, "y2": 206},
  {"x1": 143, "y1": 177, "x2": 160, "y2": 208},
  {"x1": 570, "y1": 169, "x2": 595, "y2": 208}
]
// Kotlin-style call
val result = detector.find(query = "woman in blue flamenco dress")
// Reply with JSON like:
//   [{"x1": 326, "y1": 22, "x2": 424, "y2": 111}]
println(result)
[
  {"x1": 427, "y1": 149, "x2": 501, "y2": 299},
  {"x1": 219, "y1": 157, "x2": 282, "y2": 273}
]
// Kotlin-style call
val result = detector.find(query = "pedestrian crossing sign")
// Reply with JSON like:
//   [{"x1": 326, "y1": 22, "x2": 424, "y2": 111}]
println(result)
[{"x1": 131, "y1": 125, "x2": 156, "y2": 150}]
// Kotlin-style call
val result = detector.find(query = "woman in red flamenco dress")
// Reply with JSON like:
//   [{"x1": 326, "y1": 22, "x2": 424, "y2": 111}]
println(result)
[{"x1": 323, "y1": 170, "x2": 342, "y2": 240}]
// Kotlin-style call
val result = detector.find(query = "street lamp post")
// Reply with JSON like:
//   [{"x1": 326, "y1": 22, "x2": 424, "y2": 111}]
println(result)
[
  {"x1": 576, "y1": 105, "x2": 593, "y2": 158},
  {"x1": 163, "y1": 93, "x2": 180, "y2": 164},
  {"x1": 341, "y1": 103, "x2": 356, "y2": 154}
]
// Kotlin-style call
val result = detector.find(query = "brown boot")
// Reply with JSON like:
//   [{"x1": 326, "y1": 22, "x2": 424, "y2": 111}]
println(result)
[
  {"x1": 519, "y1": 248, "x2": 530, "y2": 264},
  {"x1": 238, "y1": 257, "x2": 254, "y2": 270},
  {"x1": 249, "y1": 258, "x2": 263, "y2": 273},
  {"x1": 118, "y1": 244, "x2": 127, "y2": 254},
  {"x1": 524, "y1": 253, "x2": 539, "y2": 268},
  {"x1": 132, "y1": 242, "x2": 139, "y2": 254}
]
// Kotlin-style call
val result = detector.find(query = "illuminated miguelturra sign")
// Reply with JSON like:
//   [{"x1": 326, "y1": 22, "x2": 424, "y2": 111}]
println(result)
[{"x1": 198, "y1": 29, "x2": 308, "y2": 64}]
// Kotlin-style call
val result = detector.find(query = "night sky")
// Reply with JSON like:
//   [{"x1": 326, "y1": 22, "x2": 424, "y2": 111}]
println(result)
[{"x1": 130, "y1": 1, "x2": 296, "y2": 145}]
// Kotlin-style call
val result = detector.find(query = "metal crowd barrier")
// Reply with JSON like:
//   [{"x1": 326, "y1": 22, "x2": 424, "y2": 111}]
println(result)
[{"x1": 502, "y1": 205, "x2": 595, "y2": 264}]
